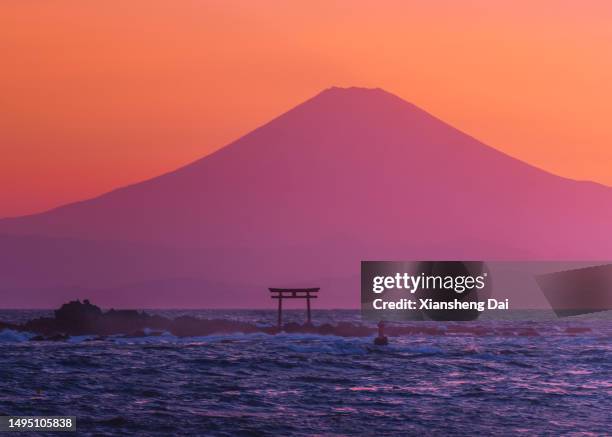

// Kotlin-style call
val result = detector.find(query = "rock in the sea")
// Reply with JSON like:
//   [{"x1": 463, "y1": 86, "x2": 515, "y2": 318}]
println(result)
[
  {"x1": 54, "y1": 299, "x2": 103, "y2": 334},
  {"x1": 9, "y1": 299, "x2": 382, "y2": 339},
  {"x1": 374, "y1": 335, "x2": 389, "y2": 346}
]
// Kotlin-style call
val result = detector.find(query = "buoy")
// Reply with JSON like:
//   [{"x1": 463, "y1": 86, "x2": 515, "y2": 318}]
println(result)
[
  {"x1": 374, "y1": 320, "x2": 389, "y2": 345},
  {"x1": 374, "y1": 335, "x2": 389, "y2": 345}
]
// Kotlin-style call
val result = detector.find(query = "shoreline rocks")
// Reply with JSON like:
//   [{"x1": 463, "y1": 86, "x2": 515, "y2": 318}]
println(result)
[{"x1": 7, "y1": 299, "x2": 380, "y2": 340}]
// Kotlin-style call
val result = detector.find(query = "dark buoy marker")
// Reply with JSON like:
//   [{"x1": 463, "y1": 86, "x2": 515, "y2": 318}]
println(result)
[{"x1": 374, "y1": 320, "x2": 389, "y2": 345}]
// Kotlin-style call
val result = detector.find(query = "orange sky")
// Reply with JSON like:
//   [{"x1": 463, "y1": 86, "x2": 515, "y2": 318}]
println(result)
[{"x1": 2, "y1": 0, "x2": 612, "y2": 217}]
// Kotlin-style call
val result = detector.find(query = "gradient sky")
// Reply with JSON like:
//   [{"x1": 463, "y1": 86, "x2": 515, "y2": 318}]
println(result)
[{"x1": 2, "y1": 0, "x2": 612, "y2": 217}]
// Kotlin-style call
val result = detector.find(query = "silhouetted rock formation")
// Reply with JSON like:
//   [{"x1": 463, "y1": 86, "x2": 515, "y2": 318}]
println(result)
[
  {"x1": 0, "y1": 300, "x2": 554, "y2": 341},
  {"x1": 54, "y1": 299, "x2": 102, "y2": 333},
  {"x1": 10, "y1": 300, "x2": 378, "y2": 339}
]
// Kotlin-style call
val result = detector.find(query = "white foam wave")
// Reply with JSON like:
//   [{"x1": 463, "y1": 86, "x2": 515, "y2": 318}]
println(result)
[{"x1": 0, "y1": 329, "x2": 35, "y2": 343}]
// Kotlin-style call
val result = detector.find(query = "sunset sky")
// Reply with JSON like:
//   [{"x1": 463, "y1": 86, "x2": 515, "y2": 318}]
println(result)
[{"x1": 2, "y1": 0, "x2": 612, "y2": 217}]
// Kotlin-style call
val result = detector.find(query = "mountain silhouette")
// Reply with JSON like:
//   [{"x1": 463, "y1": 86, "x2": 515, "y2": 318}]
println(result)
[{"x1": 1, "y1": 87, "x2": 611, "y2": 308}]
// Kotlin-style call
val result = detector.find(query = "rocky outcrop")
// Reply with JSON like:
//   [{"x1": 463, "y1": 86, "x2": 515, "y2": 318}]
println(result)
[
  {"x1": 8, "y1": 300, "x2": 380, "y2": 339},
  {"x1": 1, "y1": 300, "x2": 554, "y2": 341}
]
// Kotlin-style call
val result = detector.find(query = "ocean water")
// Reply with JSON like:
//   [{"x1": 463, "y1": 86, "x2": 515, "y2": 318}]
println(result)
[{"x1": 0, "y1": 310, "x2": 610, "y2": 436}]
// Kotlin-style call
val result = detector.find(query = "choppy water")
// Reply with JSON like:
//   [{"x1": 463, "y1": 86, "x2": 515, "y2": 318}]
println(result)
[{"x1": 1, "y1": 310, "x2": 611, "y2": 436}]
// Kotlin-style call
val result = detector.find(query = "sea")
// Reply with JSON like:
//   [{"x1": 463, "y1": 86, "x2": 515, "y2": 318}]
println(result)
[{"x1": 0, "y1": 310, "x2": 610, "y2": 436}]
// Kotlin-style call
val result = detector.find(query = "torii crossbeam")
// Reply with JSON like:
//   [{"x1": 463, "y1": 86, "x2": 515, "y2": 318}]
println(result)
[{"x1": 269, "y1": 288, "x2": 319, "y2": 329}]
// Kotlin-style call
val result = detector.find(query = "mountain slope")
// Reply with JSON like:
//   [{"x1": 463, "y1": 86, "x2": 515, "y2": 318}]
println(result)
[{"x1": 1, "y1": 87, "x2": 611, "y2": 307}]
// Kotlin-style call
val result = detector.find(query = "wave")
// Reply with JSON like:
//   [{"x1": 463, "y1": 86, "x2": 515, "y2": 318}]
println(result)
[{"x1": 0, "y1": 329, "x2": 35, "y2": 342}]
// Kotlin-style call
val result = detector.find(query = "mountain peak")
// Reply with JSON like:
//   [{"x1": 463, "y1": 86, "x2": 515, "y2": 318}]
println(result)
[
  {"x1": 292, "y1": 86, "x2": 431, "y2": 128},
  {"x1": 315, "y1": 86, "x2": 399, "y2": 102},
  {"x1": 2, "y1": 85, "x2": 612, "y2": 308},
  {"x1": 320, "y1": 85, "x2": 388, "y2": 94}
]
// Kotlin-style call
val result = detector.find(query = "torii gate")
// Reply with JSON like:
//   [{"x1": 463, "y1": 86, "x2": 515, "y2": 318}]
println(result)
[{"x1": 269, "y1": 288, "x2": 319, "y2": 329}]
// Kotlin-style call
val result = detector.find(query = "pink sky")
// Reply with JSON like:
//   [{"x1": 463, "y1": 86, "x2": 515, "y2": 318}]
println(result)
[{"x1": 2, "y1": 1, "x2": 612, "y2": 217}]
